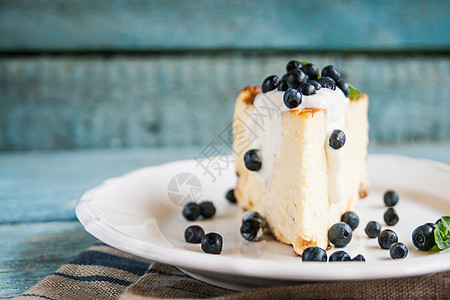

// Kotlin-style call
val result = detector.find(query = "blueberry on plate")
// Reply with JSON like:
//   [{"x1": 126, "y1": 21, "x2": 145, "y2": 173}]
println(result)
[
  {"x1": 182, "y1": 202, "x2": 201, "y2": 221},
  {"x1": 199, "y1": 201, "x2": 216, "y2": 219},
  {"x1": 240, "y1": 219, "x2": 263, "y2": 241},
  {"x1": 286, "y1": 60, "x2": 301, "y2": 72},
  {"x1": 378, "y1": 229, "x2": 398, "y2": 249},
  {"x1": 318, "y1": 76, "x2": 336, "y2": 90},
  {"x1": 389, "y1": 242, "x2": 408, "y2": 259},
  {"x1": 321, "y1": 65, "x2": 341, "y2": 82},
  {"x1": 225, "y1": 189, "x2": 237, "y2": 204},
  {"x1": 301, "y1": 63, "x2": 319, "y2": 80},
  {"x1": 364, "y1": 221, "x2": 381, "y2": 238},
  {"x1": 329, "y1": 250, "x2": 351, "y2": 262},
  {"x1": 336, "y1": 80, "x2": 350, "y2": 97},
  {"x1": 302, "y1": 246, "x2": 327, "y2": 262},
  {"x1": 352, "y1": 254, "x2": 366, "y2": 261},
  {"x1": 425, "y1": 222, "x2": 436, "y2": 229},
  {"x1": 384, "y1": 207, "x2": 399, "y2": 226},
  {"x1": 412, "y1": 224, "x2": 435, "y2": 251},
  {"x1": 300, "y1": 81, "x2": 316, "y2": 95},
  {"x1": 328, "y1": 222, "x2": 353, "y2": 247},
  {"x1": 307, "y1": 80, "x2": 322, "y2": 91},
  {"x1": 201, "y1": 232, "x2": 223, "y2": 254},
  {"x1": 244, "y1": 149, "x2": 262, "y2": 171},
  {"x1": 341, "y1": 211, "x2": 359, "y2": 230},
  {"x1": 384, "y1": 190, "x2": 399, "y2": 207},
  {"x1": 242, "y1": 211, "x2": 267, "y2": 228},
  {"x1": 286, "y1": 69, "x2": 308, "y2": 89},
  {"x1": 283, "y1": 88, "x2": 302, "y2": 109},
  {"x1": 261, "y1": 75, "x2": 280, "y2": 93},
  {"x1": 329, "y1": 130, "x2": 346, "y2": 150},
  {"x1": 184, "y1": 225, "x2": 205, "y2": 243}
]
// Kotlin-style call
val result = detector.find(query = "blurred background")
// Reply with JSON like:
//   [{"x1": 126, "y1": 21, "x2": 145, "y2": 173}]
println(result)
[{"x1": 0, "y1": 0, "x2": 449, "y2": 297}]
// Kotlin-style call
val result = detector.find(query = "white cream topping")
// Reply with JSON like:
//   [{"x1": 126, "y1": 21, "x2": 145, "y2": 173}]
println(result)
[
  {"x1": 246, "y1": 88, "x2": 349, "y2": 204},
  {"x1": 245, "y1": 90, "x2": 287, "y2": 184}
]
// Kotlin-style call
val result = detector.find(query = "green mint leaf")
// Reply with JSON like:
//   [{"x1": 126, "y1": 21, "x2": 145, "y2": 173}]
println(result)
[
  {"x1": 435, "y1": 216, "x2": 450, "y2": 250},
  {"x1": 349, "y1": 84, "x2": 361, "y2": 100}
]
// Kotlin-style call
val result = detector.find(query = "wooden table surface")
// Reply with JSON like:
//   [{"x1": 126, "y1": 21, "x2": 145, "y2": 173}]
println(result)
[
  {"x1": 0, "y1": 146, "x2": 205, "y2": 298},
  {"x1": 1, "y1": 144, "x2": 449, "y2": 298}
]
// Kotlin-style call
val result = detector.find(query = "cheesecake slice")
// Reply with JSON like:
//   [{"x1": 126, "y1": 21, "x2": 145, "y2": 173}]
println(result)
[{"x1": 232, "y1": 67, "x2": 369, "y2": 255}]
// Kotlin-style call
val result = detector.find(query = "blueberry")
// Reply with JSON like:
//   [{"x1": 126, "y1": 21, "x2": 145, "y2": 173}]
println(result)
[
  {"x1": 364, "y1": 221, "x2": 381, "y2": 238},
  {"x1": 261, "y1": 75, "x2": 280, "y2": 93},
  {"x1": 182, "y1": 202, "x2": 200, "y2": 221},
  {"x1": 242, "y1": 211, "x2": 266, "y2": 228},
  {"x1": 308, "y1": 80, "x2": 322, "y2": 91},
  {"x1": 425, "y1": 222, "x2": 436, "y2": 229},
  {"x1": 329, "y1": 130, "x2": 346, "y2": 150},
  {"x1": 225, "y1": 189, "x2": 237, "y2": 204},
  {"x1": 321, "y1": 65, "x2": 341, "y2": 82},
  {"x1": 277, "y1": 80, "x2": 288, "y2": 91},
  {"x1": 384, "y1": 207, "x2": 399, "y2": 226},
  {"x1": 199, "y1": 201, "x2": 216, "y2": 219},
  {"x1": 283, "y1": 88, "x2": 302, "y2": 109},
  {"x1": 328, "y1": 222, "x2": 353, "y2": 247},
  {"x1": 286, "y1": 60, "x2": 301, "y2": 72},
  {"x1": 341, "y1": 211, "x2": 359, "y2": 230},
  {"x1": 240, "y1": 219, "x2": 263, "y2": 241},
  {"x1": 329, "y1": 250, "x2": 351, "y2": 262},
  {"x1": 384, "y1": 190, "x2": 399, "y2": 207},
  {"x1": 201, "y1": 232, "x2": 223, "y2": 254},
  {"x1": 412, "y1": 224, "x2": 435, "y2": 251},
  {"x1": 301, "y1": 246, "x2": 327, "y2": 262},
  {"x1": 301, "y1": 63, "x2": 319, "y2": 80},
  {"x1": 244, "y1": 149, "x2": 262, "y2": 171},
  {"x1": 389, "y1": 242, "x2": 408, "y2": 259},
  {"x1": 286, "y1": 69, "x2": 308, "y2": 89},
  {"x1": 336, "y1": 80, "x2": 350, "y2": 97},
  {"x1": 300, "y1": 82, "x2": 316, "y2": 95},
  {"x1": 352, "y1": 254, "x2": 366, "y2": 261},
  {"x1": 318, "y1": 76, "x2": 336, "y2": 90},
  {"x1": 184, "y1": 225, "x2": 205, "y2": 243},
  {"x1": 378, "y1": 229, "x2": 398, "y2": 249}
]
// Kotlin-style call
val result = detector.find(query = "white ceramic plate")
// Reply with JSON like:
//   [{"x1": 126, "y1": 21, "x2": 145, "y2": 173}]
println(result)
[{"x1": 76, "y1": 155, "x2": 450, "y2": 291}]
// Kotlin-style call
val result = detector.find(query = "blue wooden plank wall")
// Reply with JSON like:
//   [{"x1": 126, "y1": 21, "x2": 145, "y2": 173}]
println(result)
[
  {"x1": 0, "y1": 0, "x2": 449, "y2": 51},
  {"x1": 1, "y1": 54, "x2": 449, "y2": 151},
  {"x1": 0, "y1": 0, "x2": 449, "y2": 151}
]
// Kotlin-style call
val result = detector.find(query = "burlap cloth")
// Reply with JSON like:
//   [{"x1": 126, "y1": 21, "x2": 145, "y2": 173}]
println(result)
[{"x1": 14, "y1": 243, "x2": 449, "y2": 300}]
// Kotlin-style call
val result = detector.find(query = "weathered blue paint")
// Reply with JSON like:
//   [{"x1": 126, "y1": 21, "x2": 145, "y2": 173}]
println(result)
[
  {"x1": 0, "y1": 0, "x2": 449, "y2": 51},
  {"x1": 0, "y1": 221, "x2": 97, "y2": 298},
  {"x1": 0, "y1": 55, "x2": 449, "y2": 151},
  {"x1": 0, "y1": 146, "x2": 203, "y2": 223}
]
